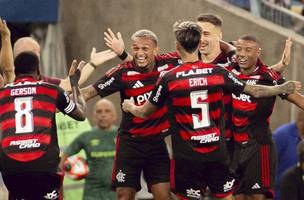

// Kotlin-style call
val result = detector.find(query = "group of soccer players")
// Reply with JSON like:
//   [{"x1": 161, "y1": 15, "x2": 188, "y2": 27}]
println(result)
[{"x1": 0, "y1": 11, "x2": 303, "y2": 200}]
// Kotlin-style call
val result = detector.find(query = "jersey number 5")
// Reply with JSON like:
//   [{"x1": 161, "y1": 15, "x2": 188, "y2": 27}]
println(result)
[
  {"x1": 14, "y1": 97, "x2": 34, "y2": 134},
  {"x1": 190, "y1": 90, "x2": 210, "y2": 129}
]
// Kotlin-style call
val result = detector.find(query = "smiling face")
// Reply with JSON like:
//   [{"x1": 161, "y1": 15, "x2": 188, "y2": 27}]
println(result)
[
  {"x1": 131, "y1": 37, "x2": 158, "y2": 69},
  {"x1": 197, "y1": 21, "x2": 222, "y2": 55},
  {"x1": 235, "y1": 39, "x2": 260, "y2": 71}
]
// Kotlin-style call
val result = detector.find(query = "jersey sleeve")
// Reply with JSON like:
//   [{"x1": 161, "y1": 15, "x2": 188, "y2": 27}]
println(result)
[
  {"x1": 64, "y1": 134, "x2": 85, "y2": 156},
  {"x1": 41, "y1": 75, "x2": 61, "y2": 85},
  {"x1": 56, "y1": 86, "x2": 76, "y2": 114},
  {"x1": 267, "y1": 69, "x2": 288, "y2": 99},
  {"x1": 220, "y1": 67, "x2": 246, "y2": 94},
  {"x1": 148, "y1": 75, "x2": 169, "y2": 107},
  {"x1": 92, "y1": 65, "x2": 123, "y2": 97}
]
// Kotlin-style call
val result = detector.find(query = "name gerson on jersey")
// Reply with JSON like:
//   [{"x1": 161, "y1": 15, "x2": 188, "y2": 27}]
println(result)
[{"x1": 0, "y1": 77, "x2": 75, "y2": 173}]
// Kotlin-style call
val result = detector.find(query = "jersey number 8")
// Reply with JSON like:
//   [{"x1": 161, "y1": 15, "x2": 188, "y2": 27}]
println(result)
[{"x1": 14, "y1": 97, "x2": 34, "y2": 134}]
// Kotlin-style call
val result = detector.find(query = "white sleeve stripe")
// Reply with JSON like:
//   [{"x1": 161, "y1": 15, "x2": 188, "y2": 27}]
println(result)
[{"x1": 64, "y1": 101, "x2": 76, "y2": 113}]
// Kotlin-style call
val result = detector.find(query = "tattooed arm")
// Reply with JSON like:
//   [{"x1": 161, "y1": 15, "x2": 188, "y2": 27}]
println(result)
[{"x1": 244, "y1": 81, "x2": 301, "y2": 98}]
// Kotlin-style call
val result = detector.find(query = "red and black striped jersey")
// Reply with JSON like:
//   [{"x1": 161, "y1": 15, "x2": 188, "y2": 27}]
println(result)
[
  {"x1": 230, "y1": 62, "x2": 285, "y2": 145},
  {"x1": 92, "y1": 52, "x2": 181, "y2": 138},
  {"x1": 209, "y1": 51, "x2": 235, "y2": 140},
  {"x1": 149, "y1": 61, "x2": 245, "y2": 163},
  {"x1": 0, "y1": 76, "x2": 75, "y2": 174}
]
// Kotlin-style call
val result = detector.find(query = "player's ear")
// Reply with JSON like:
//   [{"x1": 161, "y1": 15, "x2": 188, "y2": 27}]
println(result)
[
  {"x1": 219, "y1": 31, "x2": 223, "y2": 40},
  {"x1": 153, "y1": 46, "x2": 159, "y2": 56},
  {"x1": 257, "y1": 47, "x2": 261, "y2": 57}
]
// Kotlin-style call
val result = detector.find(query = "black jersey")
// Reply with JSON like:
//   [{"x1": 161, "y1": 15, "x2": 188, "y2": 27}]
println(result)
[
  {"x1": 93, "y1": 53, "x2": 181, "y2": 138},
  {"x1": 230, "y1": 61, "x2": 285, "y2": 145},
  {"x1": 0, "y1": 76, "x2": 75, "y2": 173},
  {"x1": 149, "y1": 61, "x2": 246, "y2": 163}
]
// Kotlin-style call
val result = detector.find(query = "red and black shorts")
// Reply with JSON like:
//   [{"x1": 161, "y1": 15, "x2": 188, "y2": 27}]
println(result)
[
  {"x1": 112, "y1": 134, "x2": 170, "y2": 191},
  {"x1": 170, "y1": 158, "x2": 235, "y2": 199},
  {"x1": 231, "y1": 140, "x2": 276, "y2": 198},
  {"x1": 2, "y1": 171, "x2": 64, "y2": 200}
]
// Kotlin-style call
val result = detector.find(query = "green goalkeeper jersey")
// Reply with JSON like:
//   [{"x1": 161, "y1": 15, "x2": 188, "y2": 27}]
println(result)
[{"x1": 65, "y1": 126, "x2": 117, "y2": 200}]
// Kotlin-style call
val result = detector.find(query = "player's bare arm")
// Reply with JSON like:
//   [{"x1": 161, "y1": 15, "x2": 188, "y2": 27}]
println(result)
[
  {"x1": 122, "y1": 99, "x2": 157, "y2": 118},
  {"x1": 286, "y1": 92, "x2": 304, "y2": 110},
  {"x1": 67, "y1": 60, "x2": 87, "y2": 121},
  {"x1": 244, "y1": 80, "x2": 301, "y2": 98},
  {"x1": 269, "y1": 37, "x2": 292, "y2": 73},
  {"x1": 220, "y1": 40, "x2": 235, "y2": 54},
  {"x1": 80, "y1": 85, "x2": 98, "y2": 101},
  {"x1": 59, "y1": 49, "x2": 116, "y2": 91},
  {"x1": 0, "y1": 18, "x2": 15, "y2": 83},
  {"x1": 104, "y1": 28, "x2": 133, "y2": 62}
]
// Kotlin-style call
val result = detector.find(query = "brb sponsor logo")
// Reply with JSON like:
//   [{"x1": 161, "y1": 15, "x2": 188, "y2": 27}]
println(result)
[
  {"x1": 9, "y1": 139, "x2": 41, "y2": 149},
  {"x1": 98, "y1": 77, "x2": 115, "y2": 90},
  {"x1": 232, "y1": 93, "x2": 251, "y2": 103},
  {"x1": 186, "y1": 188, "x2": 201, "y2": 199},
  {"x1": 191, "y1": 133, "x2": 219, "y2": 144}
]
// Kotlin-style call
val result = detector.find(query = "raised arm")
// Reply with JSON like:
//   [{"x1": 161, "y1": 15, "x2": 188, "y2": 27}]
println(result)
[
  {"x1": 59, "y1": 49, "x2": 116, "y2": 91},
  {"x1": 104, "y1": 28, "x2": 133, "y2": 62},
  {"x1": 244, "y1": 80, "x2": 301, "y2": 98},
  {"x1": 0, "y1": 18, "x2": 14, "y2": 83},
  {"x1": 66, "y1": 60, "x2": 87, "y2": 121},
  {"x1": 220, "y1": 40, "x2": 236, "y2": 55},
  {"x1": 269, "y1": 37, "x2": 292, "y2": 73},
  {"x1": 122, "y1": 99, "x2": 157, "y2": 118}
]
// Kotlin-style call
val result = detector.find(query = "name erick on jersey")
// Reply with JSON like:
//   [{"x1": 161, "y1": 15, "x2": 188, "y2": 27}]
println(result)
[
  {"x1": 149, "y1": 61, "x2": 246, "y2": 162},
  {"x1": 93, "y1": 52, "x2": 181, "y2": 137},
  {"x1": 0, "y1": 77, "x2": 75, "y2": 173},
  {"x1": 229, "y1": 63, "x2": 286, "y2": 144}
]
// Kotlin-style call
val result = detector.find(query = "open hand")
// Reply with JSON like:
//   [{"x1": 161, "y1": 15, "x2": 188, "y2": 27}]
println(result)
[
  {"x1": 104, "y1": 28, "x2": 125, "y2": 55},
  {"x1": 90, "y1": 48, "x2": 117, "y2": 67}
]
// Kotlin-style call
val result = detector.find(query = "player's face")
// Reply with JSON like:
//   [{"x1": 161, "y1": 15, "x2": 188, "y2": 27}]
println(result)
[
  {"x1": 235, "y1": 39, "x2": 260, "y2": 70},
  {"x1": 131, "y1": 37, "x2": 158, "y2": 69},
  {"x1": 197, "y1": 22, "x2": 221, "y2": 55},
  {"x1": 94, "y1": 101, "x2": 116, "y2": 130}
]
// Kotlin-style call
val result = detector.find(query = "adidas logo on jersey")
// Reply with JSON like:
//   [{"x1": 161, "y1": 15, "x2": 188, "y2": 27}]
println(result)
[
  {"x1": 252, "y1": 183, "x2": 261, "y2": 189},
  {"x1": 133, "y1": 80, "x2": 144, "y2": 88}
]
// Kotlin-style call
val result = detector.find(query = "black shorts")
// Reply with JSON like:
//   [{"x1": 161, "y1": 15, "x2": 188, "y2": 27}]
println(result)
[
  {"x1": 170, "y1": 158, "x2": 235, "y2": 199},
  {"x1": 112, "y1": 134, "x2": 170, "y2": 191},
  {"x1": 2, "y1": 172, "x2": 63, "y2": 200},
  {"x1": 231, "y1": 140, "x2": 276, "y2": 198}
]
